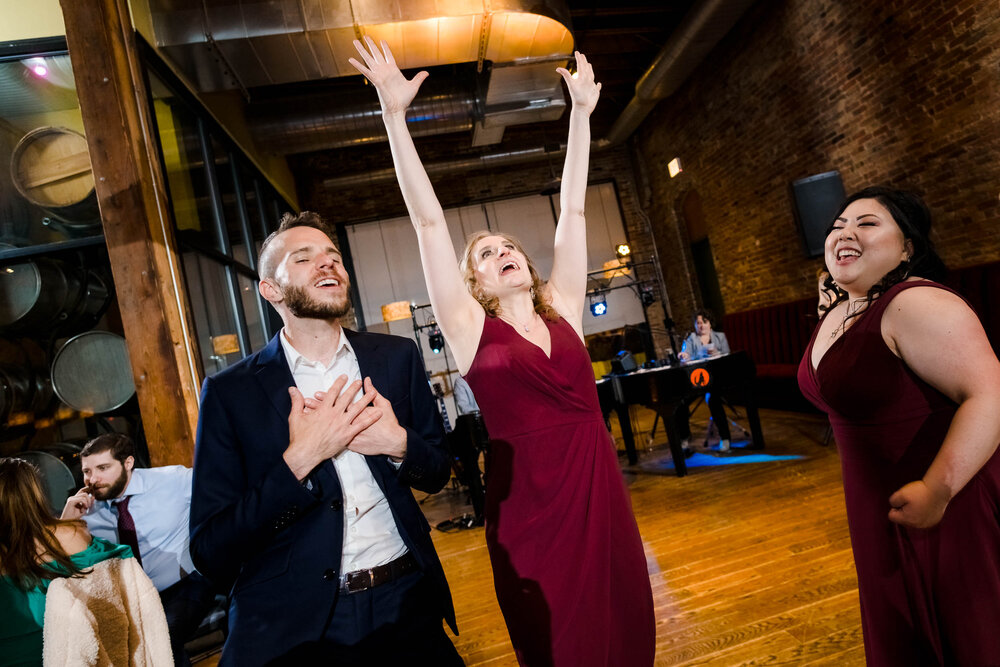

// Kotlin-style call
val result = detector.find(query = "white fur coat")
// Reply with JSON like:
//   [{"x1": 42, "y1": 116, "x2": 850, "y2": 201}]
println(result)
[{"x1": 42, "y1": 557, "x2": 173, "y2": 666}]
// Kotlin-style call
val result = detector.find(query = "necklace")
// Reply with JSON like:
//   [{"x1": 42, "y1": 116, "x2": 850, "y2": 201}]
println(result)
[
  {"x1": 829, "y1": 298, "x2": 869, "y2": 340},
  {"x1": 498, "y1": 311, "x2": 537, "y2": 333}
]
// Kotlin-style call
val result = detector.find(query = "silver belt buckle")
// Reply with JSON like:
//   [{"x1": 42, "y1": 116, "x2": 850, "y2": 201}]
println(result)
[{"x1": 344, "y1": 567, "x2": 374, "y2": 593}]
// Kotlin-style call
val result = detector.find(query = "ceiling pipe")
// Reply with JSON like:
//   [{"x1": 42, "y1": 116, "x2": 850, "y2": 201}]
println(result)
[
  {"x1": 321, "y1": 0, "x2": 758, "y2": 189},
  {"x1": 323, "y1": 145, "x2": 566, "y2": 190},
  {"x1": 249, "y1": 55, "x2": 569, "y2": 154},
  {"x1": 250, "y1": 86, "x2": 479, "y2": 154}
]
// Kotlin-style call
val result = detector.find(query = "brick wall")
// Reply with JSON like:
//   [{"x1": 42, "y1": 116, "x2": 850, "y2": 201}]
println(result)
[{"x1": 636, "y1": 0, "x2": 1000, "y2": 317}]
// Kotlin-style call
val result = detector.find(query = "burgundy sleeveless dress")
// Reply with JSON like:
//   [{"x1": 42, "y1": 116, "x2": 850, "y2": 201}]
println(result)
[
  {"x1": 797, "y1": 280, "x2": 1000, "y2": 666},
  {"x1": 464, "y1": 315, "x2": 655, "y2": 666}
]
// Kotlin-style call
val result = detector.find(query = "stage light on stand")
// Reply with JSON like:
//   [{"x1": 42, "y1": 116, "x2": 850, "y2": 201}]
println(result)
[
  {"x1": 640, "y1": 282, "x2": 656, "y2": 307},
  {"x1": 589, "y1": 292, "x2": 608, "y2": 317},
  {"x1": 615, "y1": 243, "x2": 631, "y2": 261},
  {"x1": 428, "y1": 320, "x2": 445, "y2": 353}
]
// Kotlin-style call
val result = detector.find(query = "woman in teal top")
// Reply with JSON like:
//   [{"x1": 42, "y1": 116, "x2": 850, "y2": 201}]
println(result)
[{"x1": 0, "y1": 457, "x2": 132, "y2": 667}]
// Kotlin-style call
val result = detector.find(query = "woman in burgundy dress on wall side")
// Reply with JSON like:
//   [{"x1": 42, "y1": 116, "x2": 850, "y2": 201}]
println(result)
[{"x1": 797, "y1": 187, "x2": 1000, "y2": 665}]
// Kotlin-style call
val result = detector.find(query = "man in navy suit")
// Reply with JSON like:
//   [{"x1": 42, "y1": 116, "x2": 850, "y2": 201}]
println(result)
[{"x1": 190, "y1": 212, "x2": 462, "y2": 665}]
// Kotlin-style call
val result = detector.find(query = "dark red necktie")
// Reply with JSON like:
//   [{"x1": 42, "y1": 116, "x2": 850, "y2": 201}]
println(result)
[{"x1": 115, "y1": 496, "x2": 142, "y2": 566}]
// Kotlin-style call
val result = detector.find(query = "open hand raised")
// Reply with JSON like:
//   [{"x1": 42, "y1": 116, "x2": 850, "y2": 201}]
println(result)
[
  {"x1": 349, "y1": 36, "x2": 429, "y2": 116},
  {"x1": 556, "y1": 51, "x2": 601, "y2": 115}
]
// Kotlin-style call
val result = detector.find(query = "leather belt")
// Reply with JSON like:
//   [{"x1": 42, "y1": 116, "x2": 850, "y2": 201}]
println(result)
[{"x1": 339, "y1": 553, "x2": 419, "y2": 594}]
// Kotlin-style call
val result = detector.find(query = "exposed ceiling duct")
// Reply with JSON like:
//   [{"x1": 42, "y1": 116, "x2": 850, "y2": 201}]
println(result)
[
  {"x1": 134, "y1": 1, "x2": 757, "y2": 179},
  {"x1": 248, "y1": 76, "x2": 479, "y2": 154},
  {"x1": 137, "y1": 0, "x2": 573, "y2": 90},
  {"x1": 322, "y1": 144, "x2": 567, "y2": 190},
  {"x1": 136, "y1": 0, "x2": 575, "y2": 151},
  {"x1": 322, "y1": 0, "x2": 760, "y2": 187},
  {"x1": 247, "y1": 56, "x2": 567, "y2": 154}
]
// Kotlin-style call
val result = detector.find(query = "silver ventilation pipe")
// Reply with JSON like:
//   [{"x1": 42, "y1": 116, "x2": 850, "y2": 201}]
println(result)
[
  {"x1": 250, "y1": 86, "x2": 479, "y2": 155},
  {"x1": 322, "y1": 145, "x2": 566, "y2": 189}
]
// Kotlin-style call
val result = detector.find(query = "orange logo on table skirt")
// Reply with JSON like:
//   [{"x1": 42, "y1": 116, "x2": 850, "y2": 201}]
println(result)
[{"x1": 689, "y1": 367, "x2": 711, "y2": 387}]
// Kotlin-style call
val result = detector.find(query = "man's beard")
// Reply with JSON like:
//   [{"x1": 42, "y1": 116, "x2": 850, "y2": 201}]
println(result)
[
  {"x1": 91, "y1": 466, "x2": 129, "y2": 501},
  {"x1": 283, "y1": 283, "x2": 352, "y2": 320}
]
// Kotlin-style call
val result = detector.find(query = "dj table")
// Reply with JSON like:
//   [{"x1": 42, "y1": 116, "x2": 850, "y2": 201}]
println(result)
[{"x1": 596, "y1": 351, "x2": 765, "y2": 476}]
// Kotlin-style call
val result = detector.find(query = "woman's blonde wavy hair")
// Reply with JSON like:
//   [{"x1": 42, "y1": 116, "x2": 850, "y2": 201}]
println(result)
[{"x1": 459, "y1": 231, "x2": 558, "y2": 320}]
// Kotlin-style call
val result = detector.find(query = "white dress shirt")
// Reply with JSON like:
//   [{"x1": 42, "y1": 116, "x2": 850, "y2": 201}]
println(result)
[
  {"x1": 82, "y1": 466, "x2": 196, "y2": 591},
  {"x1": 280, "y1": 328, "x2": 408, "y2": 573}
]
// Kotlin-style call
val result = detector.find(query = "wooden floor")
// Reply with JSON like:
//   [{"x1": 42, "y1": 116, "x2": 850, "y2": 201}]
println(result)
[
  {"x1": 195, "y1": 406, "x2": 864, "y2": 665},
  {"x1": 420, "y1": 407, "x2": 864, "y2": 666}
]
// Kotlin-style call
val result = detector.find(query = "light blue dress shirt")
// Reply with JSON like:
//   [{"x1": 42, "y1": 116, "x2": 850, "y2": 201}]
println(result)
[
  {"x1": 82, "y1": 465, "x2": 196, "y2": 592},
  {"x1": 453, "y1": 376, "x2": 480, "y2": 415},
  {"x1": 681, "y1": 330, "x2": 731, "y2": 360}
]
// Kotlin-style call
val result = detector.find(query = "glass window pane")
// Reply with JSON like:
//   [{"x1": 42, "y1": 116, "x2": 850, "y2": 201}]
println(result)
[
  {"x1": 181, "y1": 252, "x2": 241, "y2": 373},
  {"x1": 240, "y1": 165, "x2": 268, "y2": 261},
  {"x1": 263, "y1": 186, "x2": 284, "y2": 229},
  {"x1": 149, "y1": 73, "x2": 222, "y2": 254},
  {"x1": 210, "y1": 136, "x2": 249, "y2": 265},
  {"x1": 0, "y1": 53, "x2": 103, "y2": 249},
  {"x1": 237, "y1": 271, "x2": 267, "y2": 352}
]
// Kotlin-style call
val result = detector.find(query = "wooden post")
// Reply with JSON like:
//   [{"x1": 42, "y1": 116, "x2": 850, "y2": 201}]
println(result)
[{"x1": 59, "y1": 0, "x2": 202, "y2": 465}]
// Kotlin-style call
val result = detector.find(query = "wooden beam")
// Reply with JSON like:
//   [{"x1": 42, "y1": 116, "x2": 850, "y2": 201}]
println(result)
[{"x1": 58, "y1": 0, "x2": 202, "y2": 465}]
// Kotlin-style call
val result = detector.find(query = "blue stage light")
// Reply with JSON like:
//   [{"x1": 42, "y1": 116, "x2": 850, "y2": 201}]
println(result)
[{"x1": 589, "y1": 293, "x2": 608, "y2": 317}]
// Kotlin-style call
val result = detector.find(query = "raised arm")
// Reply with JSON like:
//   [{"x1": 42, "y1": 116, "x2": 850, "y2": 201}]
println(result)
[
  {"x1": 349, "y1": 38, "x2": 483, "y2": 372},
  {"x1": 884, "y1": 286, "x2": 1000, "y2": 528},
  {"x1": 547, "y1": 52, "x2": 602, "y2": 337}
]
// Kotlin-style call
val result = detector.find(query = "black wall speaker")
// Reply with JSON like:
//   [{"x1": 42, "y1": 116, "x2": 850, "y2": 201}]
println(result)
[{"x1": 791, "y1": 171, "x2": 846, "y2": 258}]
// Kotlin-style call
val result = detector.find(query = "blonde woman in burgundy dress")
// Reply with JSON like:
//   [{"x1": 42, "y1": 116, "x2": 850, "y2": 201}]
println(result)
[
  {"x1": 797, "y1": 187, "x2": 1000, "y2": 665},
  {"x1": 351, "y1": 38, "x2": 655, "y2": 666}
]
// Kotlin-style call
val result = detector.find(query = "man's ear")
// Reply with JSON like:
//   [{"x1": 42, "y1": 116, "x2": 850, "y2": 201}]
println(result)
[
  {"x1": 259, "y1": 278, "x2": 282, "y2": 304},
  {"x1": 124, "y1": 456, "x2": 135, "y2": 473}
]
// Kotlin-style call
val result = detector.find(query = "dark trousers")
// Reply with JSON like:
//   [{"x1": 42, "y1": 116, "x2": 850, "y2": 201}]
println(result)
[
  {"x1": 449, "y1": 413, "x2": 488, "y2": 522},
  {"x1": 269, "y1": 572, "x2": 464, "y2": 666},
  {"x1": 159, "y1": 571, "x2": 218, "y2": 667}
]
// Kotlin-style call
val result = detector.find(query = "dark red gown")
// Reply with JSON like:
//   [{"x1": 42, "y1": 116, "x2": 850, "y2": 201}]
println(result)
[
  {"x1": 464, "y1": 315, "x2": 655, "y2": 666},
  {"x1": 797, "y1": 280, "x2": 1000, "y2": 666}
]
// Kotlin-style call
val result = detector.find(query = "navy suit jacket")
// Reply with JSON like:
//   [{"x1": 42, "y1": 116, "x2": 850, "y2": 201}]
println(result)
[{"x1": 189, "y1": 330, "x2": 455, "y2": 666}]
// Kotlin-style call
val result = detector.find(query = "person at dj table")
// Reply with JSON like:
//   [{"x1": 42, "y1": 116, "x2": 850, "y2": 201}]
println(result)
[{"x1": 676, "y1": 308, "x2": 735, "y2": 452}]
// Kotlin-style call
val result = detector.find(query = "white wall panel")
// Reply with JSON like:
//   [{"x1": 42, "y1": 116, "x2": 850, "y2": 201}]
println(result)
[{"x1": 485, "y1": 195, "x2": 557, "y2": 278}]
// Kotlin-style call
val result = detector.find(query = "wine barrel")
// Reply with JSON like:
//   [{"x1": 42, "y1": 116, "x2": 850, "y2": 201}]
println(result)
[
  {"x1": 0, "y1": 258, "x2": 110, "y2": 336},
  {"x1": 51, "y1": 331, "x2": 135, "y2": 413},
  {"x1": 10, "y1": 126, "x2": 100, "y2": 231},
  {"x1": 33, "y1": 441, "x2": 85, "y2": 490},
  {"x1": 15, "y1": 451, "x2": 76, "y2": 516},
  {"x1": 0, "y1": 364, "x2": 53, "y2": 427}
]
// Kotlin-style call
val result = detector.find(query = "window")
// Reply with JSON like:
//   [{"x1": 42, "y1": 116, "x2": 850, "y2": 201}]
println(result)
[{"x1": 146, "y1": 64, "x2": 292, "y2": 376}]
